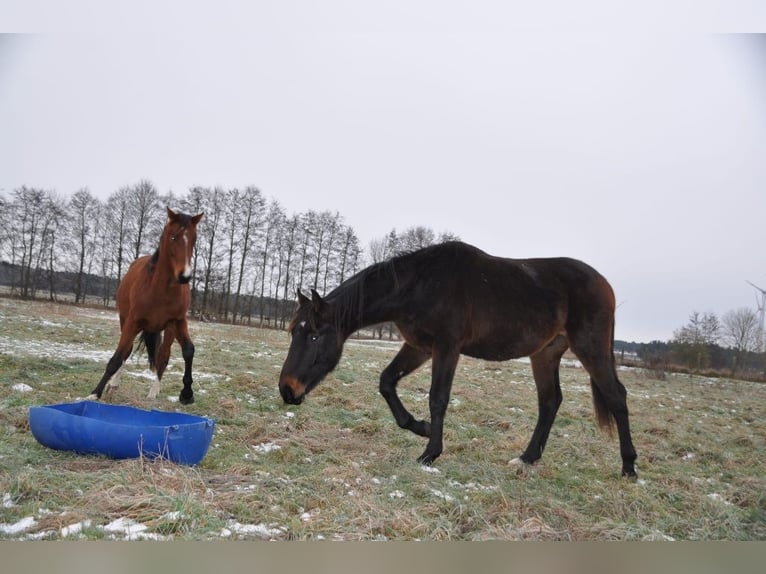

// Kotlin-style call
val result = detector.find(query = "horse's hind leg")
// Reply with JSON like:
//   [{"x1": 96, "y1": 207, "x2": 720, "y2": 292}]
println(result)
[
  {"x1": 515, "y1": 335, "x2": 569, "y2": 467},
  {"x1": 569, "y1": 330, "x2": 638, "y2": 478},
  {"x1": 175, "y1": 319, "x2": 195, "y2": 405},
  {"x1": 379, "y1": 343, "x2": 431, "y2": 437},
  {"x1": 149, "y1": 326, "x2": 176, "y2": 400}
]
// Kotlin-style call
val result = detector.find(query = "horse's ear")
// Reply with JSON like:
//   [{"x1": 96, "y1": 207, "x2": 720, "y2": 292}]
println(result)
[
  {"x1": 167, "y1": 207, "x2": 177, "y2": 220},
  {"x1": 310, "y1": 289, "x2": 328, "y2": 315},
  {"x1": 191, "y1": 212, "x2": 204, "y2": 225},
  {"x1": 296, "y1": 289, "x2": 311, "y2": 307}
]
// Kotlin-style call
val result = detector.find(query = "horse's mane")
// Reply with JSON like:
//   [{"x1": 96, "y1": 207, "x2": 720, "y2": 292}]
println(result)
[{"x1": 323, "y1": 257, "x2": 399, "y2": 334}]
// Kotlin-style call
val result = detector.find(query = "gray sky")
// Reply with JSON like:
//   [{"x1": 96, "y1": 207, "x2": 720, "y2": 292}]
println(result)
[{"x1": 1, "y1": 2, "x2": 765, "y2": 343}]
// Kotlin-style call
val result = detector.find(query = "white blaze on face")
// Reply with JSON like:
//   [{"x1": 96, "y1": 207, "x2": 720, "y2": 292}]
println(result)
[{"x1": 182, "y1": 231, "x2": 192, "y2": 279}]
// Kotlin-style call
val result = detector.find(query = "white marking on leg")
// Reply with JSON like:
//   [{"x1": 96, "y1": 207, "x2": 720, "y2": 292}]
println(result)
[
  {"x1": 148, "y1": 378, "x2": 160, "y2": 399},
  {"x1": 105, "y1": 366, "x2": 124, "y2": 393}
]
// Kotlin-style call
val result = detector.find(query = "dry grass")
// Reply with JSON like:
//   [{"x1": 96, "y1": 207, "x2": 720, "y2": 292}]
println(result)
[{"x1": 1, "y1": 296, "x2": 764, "y2": 540}]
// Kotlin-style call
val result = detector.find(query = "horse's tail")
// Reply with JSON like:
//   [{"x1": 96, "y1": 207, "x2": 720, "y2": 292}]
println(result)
[
  {"x1": 136, "y1": 331, "x2": 161, "y2": 371},
  {"x1": 589, "y1": 378, "x2": 615, "y2": 434}
]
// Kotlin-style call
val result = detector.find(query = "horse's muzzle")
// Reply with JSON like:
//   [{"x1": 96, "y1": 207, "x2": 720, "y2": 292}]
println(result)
[{"x1": 279, "y1": 377, "x2": 305, "y2": 405}]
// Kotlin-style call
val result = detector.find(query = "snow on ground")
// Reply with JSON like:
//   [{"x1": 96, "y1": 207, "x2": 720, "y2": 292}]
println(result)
[
  {"x1": 0, "y1": 335, "x2": 114, "y2": 362},
  {"x1": 0, "y1": 502, "x2": 290, "y2": 540}
]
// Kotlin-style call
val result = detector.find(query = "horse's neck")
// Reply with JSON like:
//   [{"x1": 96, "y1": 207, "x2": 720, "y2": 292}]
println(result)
[
  {"x1": 148, "y1": 248, "x2": 174, "y2": 283},
  {"x1": 334, "y1": 262, "x2": 404, "y2": 338}
]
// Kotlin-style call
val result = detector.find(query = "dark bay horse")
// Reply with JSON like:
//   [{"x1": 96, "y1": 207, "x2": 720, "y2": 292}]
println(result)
[
  {"x1": 89, "y1": 208, "x2": 203, "y2": 404},
  {"x1": 279, "y1": 241, "x2": 637, "y2": 477}
]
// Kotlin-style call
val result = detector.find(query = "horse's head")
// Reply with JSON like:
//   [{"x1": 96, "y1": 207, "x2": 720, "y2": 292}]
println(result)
[
  {"x1": 279, "y1": 289, "x2": 344, "y2": 405},
  {"x1": 163, "y1": 207, "x2": 203, "y2": 284}
]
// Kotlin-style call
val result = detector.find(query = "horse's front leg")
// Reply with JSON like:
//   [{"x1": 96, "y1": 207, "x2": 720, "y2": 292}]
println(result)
[
  {"x1": 379, "y1": 343, "x2": 431, "y2": 437},
  {"x1": 175, "y1": 319, "x2": 195, "y2": 405},
  {"x1": 88, "y1": 326, "x2": 137, "y2": 400},
  {"x1": 417, "y1": 344, "x2": 461, "y2": 465}
]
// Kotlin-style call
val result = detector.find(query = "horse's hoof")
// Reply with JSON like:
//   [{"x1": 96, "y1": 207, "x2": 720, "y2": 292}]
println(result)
[
  {"x1": 622, "y1": 469, "x2": 639, "y2": 481},
  {"x1": 416, "y1": 450, "x2": 440, "y2": 466},
  {"x1": 509, "y1": 457, "x2": 534, "y2": 474},
  {"x1": 84, "y1": 394, "x2": 99, "y2": 402},
  {"x1": 179, "y1": 393, "x2": 194, "y2": 406}
]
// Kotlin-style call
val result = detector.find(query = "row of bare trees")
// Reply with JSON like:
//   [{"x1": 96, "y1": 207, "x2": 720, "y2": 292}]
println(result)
[
  {"x1": 0, "y1": 183, "x2": 457, "y2": 328},
  {"x1": 670, "y1": 310, "x2": 763, "y2": 375}
]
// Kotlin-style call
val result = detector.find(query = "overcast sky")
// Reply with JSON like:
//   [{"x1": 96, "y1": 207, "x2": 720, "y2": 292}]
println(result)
[{"x1": 1, "y1": 2, "x2": 765, "y2": 343}]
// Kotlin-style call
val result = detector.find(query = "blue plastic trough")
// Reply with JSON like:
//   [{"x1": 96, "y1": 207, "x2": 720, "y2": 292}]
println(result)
[{"x1": 29, "y1": 401, "x2": 215, "y2": 466}]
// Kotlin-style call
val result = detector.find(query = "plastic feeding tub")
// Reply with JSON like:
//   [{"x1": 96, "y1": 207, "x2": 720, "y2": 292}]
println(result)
[{"x1": 28, "y1": 401, "x2": 215, "y2": 466}]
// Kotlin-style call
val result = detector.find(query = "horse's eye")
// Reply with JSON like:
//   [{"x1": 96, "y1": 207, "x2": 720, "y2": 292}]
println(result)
[
  {"x1": 310, "y1": 334, "x2": 319, "y2": 342},
  {"x1": 170, "y1": 234, "x2": 177, "y2": 241}
]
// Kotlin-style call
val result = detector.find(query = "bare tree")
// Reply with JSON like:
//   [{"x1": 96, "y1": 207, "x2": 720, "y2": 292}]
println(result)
[
  {"x1": 106, "y1": 186, "x2": 132, "y2": 281},
  {"x1": 319, "y1": 212, "x2": 342, "y2": 294},
  {"x1": 278, "y1": 213, "x2": 302, "y2": 328},
  {"x1": 194, "y1": 186, "x2": 225, "y2": 318},
  {"x1": 398, "y1": 226, "x2": 435, "y2": 252},
  {"x1": 69, "y1": 188, "x2": 101, "y2": 303},
  {"x1": 722, "y1": 307, "x2": 761, "y2": 374},
  {"x1": 11, "y1": 186, "x2": 56, "y2": 298},
  {"x1": 40, "y1": 193, "x2": 67, "y2": 301},
  {"x1": 127, "y1": 179, "x2": 162, "y2": 260},
  {"x1": 232, "y1": 186, "x2": 266, "y2": 324},
  {"x1": 221, "y1": 187, "x2": 241, "y2": 320},
  {"x1": 337, "y1": 225, "x2": 362, "y2": 284},
  {"x1": 673, "y1": 311, "x2": 720, "y2": 370},
  {"x1": 261, "y1": 199, "x2": 286, "y2": 325}
]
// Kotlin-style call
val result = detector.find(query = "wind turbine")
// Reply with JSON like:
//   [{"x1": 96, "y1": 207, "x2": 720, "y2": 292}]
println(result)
[{"x1": 746, "y1": 281, "x2": 766, "y2": 352}]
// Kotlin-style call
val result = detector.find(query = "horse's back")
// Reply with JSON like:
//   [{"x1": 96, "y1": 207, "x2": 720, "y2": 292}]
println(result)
[{"x1": 395, "y1": 242, "x2": 616, "y2": 359}]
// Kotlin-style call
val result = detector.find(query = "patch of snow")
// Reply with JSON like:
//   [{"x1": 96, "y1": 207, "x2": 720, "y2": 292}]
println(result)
[
  {"x1": 103, "y1": 517, "x2": 147, "y2": 537},
  {"x1": 2, "y1": 493, "x2": 15, "y2": 508},
  {"x1": 430, "y1": 489, "x2": 455, "y2": 502},
  {"x1": 252, "y1": 442, "x2": 281, "y2": 454},
  {"x1": 222, "y1": 520, "x2": 285, "y2": 540},
  {"x1": 0, "y1": 516, "x2": 37, "y2": 535},
  {"x1": 707, "y1": 493, "x2": 732, "y2": 505},
  {"x1": 447, "y1": 479, "x2": 498, "y2": 493},
  {"x1": 60, "y1": 520, "x2": 92, "y2": 538},
  {"x1": 389, "y1": 490, "x2": 405, "y2": 499},
  {"x1": 0, "y1": 335, "x2": 113, "y2": 362},
  {"x1": 12, "y1": 383, "x2": 33, "y2": 393},
  {"x1": 642, "y1": 530, "x2": 676, "y2": 541},
  {"x1": 421, "y1": 465, "x2": 440, "y2": 474}
]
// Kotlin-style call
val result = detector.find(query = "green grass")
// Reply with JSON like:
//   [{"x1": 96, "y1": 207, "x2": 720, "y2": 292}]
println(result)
[{"x1": 0, "y1": 296, "x2": 764, "y2": 540}]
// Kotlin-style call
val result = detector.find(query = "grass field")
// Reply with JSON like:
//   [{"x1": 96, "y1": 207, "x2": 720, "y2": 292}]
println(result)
[{"x1": 0, "y1": 297, "x2": 764, "y2": 540}]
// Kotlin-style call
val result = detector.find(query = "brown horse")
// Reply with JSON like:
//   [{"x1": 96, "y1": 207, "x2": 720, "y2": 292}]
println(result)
[
  {"x1": 278, "y1": 241, "x2": 638, "y2": 477},
  {"x1": 89, "y1": 207, "x2": 203, "y2": 404}
]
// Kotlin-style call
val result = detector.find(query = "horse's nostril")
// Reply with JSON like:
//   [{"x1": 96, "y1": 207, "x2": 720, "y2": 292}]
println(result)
[{"x1": 280, "y1": 383, "x2": 304, "y2": 405}]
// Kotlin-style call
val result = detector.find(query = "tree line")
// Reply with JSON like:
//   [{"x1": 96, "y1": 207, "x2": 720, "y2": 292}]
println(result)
[
  {"x1": 616, "y1": 309, "x2": 764, "y2": 378},
  {"x1": 3, "y1": 182, "x2": 762, "y2": 377},
  {"x1": 0, "y1": 182, "x2": 458, "y2": 328}
]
